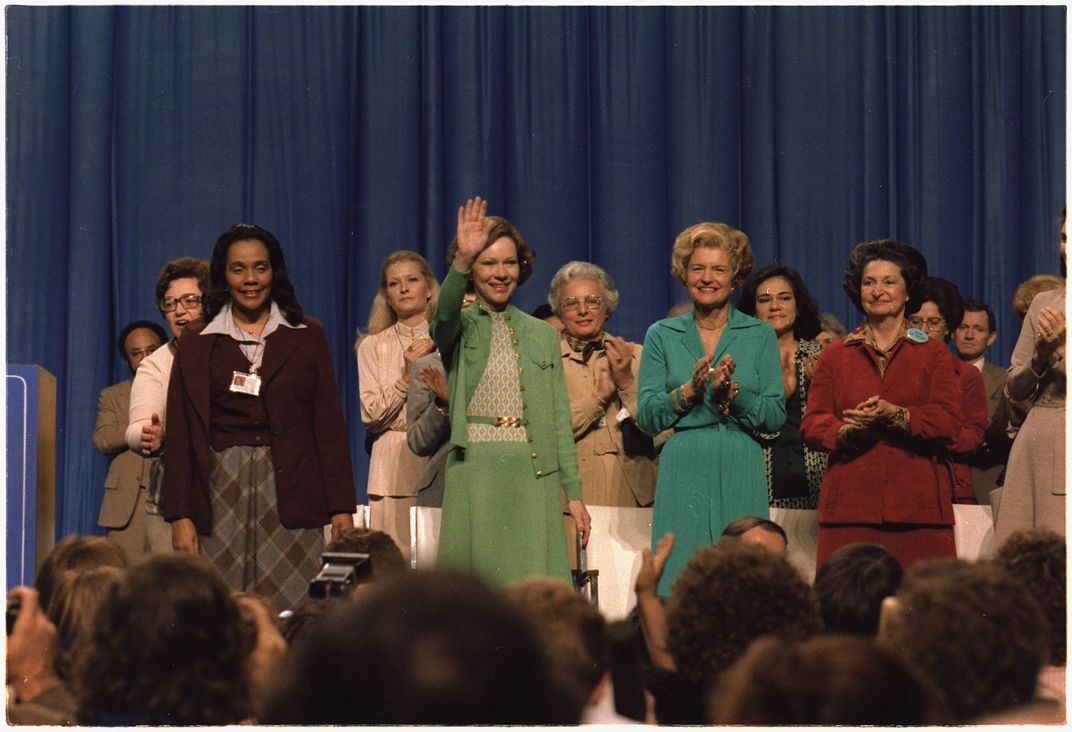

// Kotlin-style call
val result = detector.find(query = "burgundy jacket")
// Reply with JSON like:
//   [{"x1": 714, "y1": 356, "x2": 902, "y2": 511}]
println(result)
[
  {"x1": 801, "y1": 327, "x2": 962, "y2": 526},
  {"x1": 949, "y1": 358, "x2": 988, "y2": 502},
  {"x1": 162, "y1": 317, "x2": 356, "y2": 534}
]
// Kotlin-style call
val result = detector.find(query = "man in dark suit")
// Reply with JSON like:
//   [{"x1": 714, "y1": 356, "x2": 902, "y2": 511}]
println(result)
[
  {"x1": 953, "y1": 299, "x2": 1009, "y2": 504},
  {"x1": 94, "y1": 320, "x2": 167, "y2": 560}
]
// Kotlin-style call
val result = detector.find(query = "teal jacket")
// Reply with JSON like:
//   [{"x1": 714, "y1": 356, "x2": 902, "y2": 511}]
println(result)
[
  {"x1": 637, "y1": 307, "x2": 786, "y2": 436},
  {"x1": 430, "y1": 268, "x2": 582, "y2": 501}
]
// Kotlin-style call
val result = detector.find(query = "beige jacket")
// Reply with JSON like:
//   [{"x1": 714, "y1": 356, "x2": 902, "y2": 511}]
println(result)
[
  {"x1": 94, "y1": 379, "x2": 152, "y2": 528},
  {"x1": 561, "y1": 336, "x2": 656, "y2": 506}
]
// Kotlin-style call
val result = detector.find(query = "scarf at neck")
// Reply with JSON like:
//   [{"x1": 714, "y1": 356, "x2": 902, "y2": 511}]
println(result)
[{"x1": 564, "y1": 332, "x2": 606, "y2": 364}]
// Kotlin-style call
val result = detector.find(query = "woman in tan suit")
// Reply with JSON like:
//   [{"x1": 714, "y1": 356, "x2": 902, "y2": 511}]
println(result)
[{"x1": 549, "y1": 261, "x2": 657, "y2": 522}]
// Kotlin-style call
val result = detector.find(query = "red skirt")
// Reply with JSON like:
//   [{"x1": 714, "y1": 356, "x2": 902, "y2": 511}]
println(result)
[{"x1": 817, "y1": 522, "x2": 955, "y2": 573}]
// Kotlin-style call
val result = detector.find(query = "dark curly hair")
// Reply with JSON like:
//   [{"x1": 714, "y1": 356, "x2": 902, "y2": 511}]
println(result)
[
  {"x1": 878, "y1": 558, "x2": 1049, "y2": 722},
  {"x1": 842, "y1": 239, "x2": 928, "y2": 313},
  {"x1": 665, "y1": 542, "x2": 820, "y2": 686},
  {"x1": 738, "y1": 263, "x2": 822, "y2": 340},
  {"x1": 710, "y1": 634, "x2": 949, "y2": 725},
  {"x1": 814, "y1": 542, "x2": 903, "y2": 636},
  {"x1": 75, "y1": 554, "x2": 254, "y2": 725},
  {"x1": 908, "y1": 276, "x2": 965, "y2": 339},
  {"x1": 993, "y1": 529, "x2": 1066, "y2": 665},
  {"x1": 203, "y1": 223, "x2": 304, "y2": 326},
  {"x1": 446, "y1": 215, "x2": 536, "y2": 287}
]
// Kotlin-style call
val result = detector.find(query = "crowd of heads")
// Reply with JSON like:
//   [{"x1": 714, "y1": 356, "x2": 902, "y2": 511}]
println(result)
[{"x1": 7, "y1": 519, "x2": 1065, "y2": 726}]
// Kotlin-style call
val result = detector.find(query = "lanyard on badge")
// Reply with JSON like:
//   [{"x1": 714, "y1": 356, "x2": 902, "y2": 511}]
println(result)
[{"x1": 230, "y1": 340, "x2": 265, "y2": 396}]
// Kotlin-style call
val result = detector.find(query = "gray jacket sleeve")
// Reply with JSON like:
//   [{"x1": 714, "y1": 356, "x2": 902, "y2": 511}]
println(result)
[{"x1": 406, "y1": 354, "x2": 451, "y2": 457}]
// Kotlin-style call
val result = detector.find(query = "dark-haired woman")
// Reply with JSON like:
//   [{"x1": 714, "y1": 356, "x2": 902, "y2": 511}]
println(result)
[
  {"x1": 739, "y1": 264, "x2": 828, "y2": 577},
  {"x1": 801, "y1": 240, "x2": 961, "y2": 572},
  {"x1": 430, "y1": 197, "x2": 590, "y2": 587},
  {"x1": 163, "y1": 224, "x2": 356, "y2": 611},
  {"x1": 906, "y1": 277, "x2": 988, "y2": 504}
]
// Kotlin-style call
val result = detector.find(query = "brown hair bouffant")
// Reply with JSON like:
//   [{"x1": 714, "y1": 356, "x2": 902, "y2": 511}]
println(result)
[
  {"x1": 33, "y1": 535, "x2": 128, "y2": 614},
  {"x1": 665, "y1": 542, "x2": 820, "y2": 687},
  {"x1": 503, "y1": 576, "x2": 609, "y2": 699},
  {"x1": 75, "y1": 554, "x2": 255, "y2": 725},
  {"x1": 993, "y1": 529, "x2": 1066, "y2": 666},
  {"x1": 670, "y1": 221, "x2": 754, "y2": 287},
  {"x1": 153, "y1": 257, "x2": 210, "y2": 312},
  {"x1": 446, "y1": 215, "x2": 536, "y2": 286},
  {"x1": 878, "y1": 558, "x2": 1049, "y2": 722},
  {"x1": 842, "y1": 239, "x2": 928, "y2": 313},
  {"x1": 909, "y1": 276, "x2": 965, "y2": 338},
  {"x1": 710, "y1": 634, "x2": 948, "y2": 725}
]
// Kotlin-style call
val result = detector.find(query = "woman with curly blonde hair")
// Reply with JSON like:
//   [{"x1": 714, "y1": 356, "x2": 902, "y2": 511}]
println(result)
[
  {"x1": 356, "y1": 250, "x2": 439, "y2": 560},
  {"x1": 637, "y1": 222, "x2": 785, "y2": 596}
]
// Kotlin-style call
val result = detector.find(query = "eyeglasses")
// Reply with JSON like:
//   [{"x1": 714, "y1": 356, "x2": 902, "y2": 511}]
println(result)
[
  {"x1": 561, "y1": 296, "x2": 604, "y2": 312},
  {"x1": 907, "y1": 316, "x2": 945, "y2": 329},
  {"x1": 160, "y1": 294, "x2": 203, "y2": 312}
]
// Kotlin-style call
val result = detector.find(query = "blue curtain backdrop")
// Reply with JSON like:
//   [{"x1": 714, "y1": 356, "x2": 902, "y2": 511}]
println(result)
[{"x1": 7, "y1": 6, "x2": 1065, "y2": 540}]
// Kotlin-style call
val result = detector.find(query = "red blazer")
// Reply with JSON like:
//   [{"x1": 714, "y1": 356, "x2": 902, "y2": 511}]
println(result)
[
  {"x1": 949, "y1": 359, "x2": 988, "y2": 502},
  {"x1": 162, "y1": 317, "x2": 356, "y2": 534},
  {"x1": 801, "y1": 328, "x2": 962, "y2": 526}
]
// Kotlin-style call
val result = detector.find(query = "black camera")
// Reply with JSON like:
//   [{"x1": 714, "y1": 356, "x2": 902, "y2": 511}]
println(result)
[{"x1": 308, "y1": 552, "x2": 371, "y2": 599}]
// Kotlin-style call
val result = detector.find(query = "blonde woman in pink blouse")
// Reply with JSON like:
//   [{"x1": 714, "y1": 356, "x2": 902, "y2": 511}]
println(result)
[{"x1": 356, "y1": 251, "x2": 439, "y2": 561}]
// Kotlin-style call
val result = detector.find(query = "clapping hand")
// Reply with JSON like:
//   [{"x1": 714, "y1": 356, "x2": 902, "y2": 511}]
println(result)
[
  {"x1": 402, "y1": 338, "x2": 436, "y2": 377},
  {"x1": 710, "y1": 354, "x2": 736, "y2": 392},
  {"x1": 1035, "y1": 306, "x2": 1066, "y2": 362},
  {"x1": 419, "y1": 365, "x2": 449, "y2": 406},
  {"x1": 604, "y1": 336, "x2": 635, "y2": 390},
  {"x1": 842, "y1": 395, "x2": 899, "y2": 431}
]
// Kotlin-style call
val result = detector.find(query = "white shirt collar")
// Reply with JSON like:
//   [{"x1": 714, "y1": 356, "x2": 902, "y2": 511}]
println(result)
[{"x1": 201, "y1": 301, "x2": 305, "y2": 342}]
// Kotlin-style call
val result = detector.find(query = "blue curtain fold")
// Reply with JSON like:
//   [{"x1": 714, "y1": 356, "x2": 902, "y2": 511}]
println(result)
[{"x1": 6, "y1": 6, "x2": 1064, "y2": 539}]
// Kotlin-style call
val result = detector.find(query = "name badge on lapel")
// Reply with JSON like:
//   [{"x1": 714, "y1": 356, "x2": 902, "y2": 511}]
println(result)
[{"x1": 230, "y1": 370, "x2": 262, "y2": 396}]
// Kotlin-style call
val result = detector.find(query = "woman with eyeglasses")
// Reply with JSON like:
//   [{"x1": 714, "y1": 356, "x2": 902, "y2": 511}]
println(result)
[
  {"x1": 548, "y1": 262, "x2": 657, "y2": 558},
  {"x1": 430, "y1": 197, "x2": 591, "y2": 587},
  {"x1": 906, "y1": 277, "x2": 988, "y2": 505},
  {"x1": 162, "y1": 224, "x2": 356, "y2": 611},
  {"x1": 123, "y1": 257, "x2": 210, "y2": 554},
  {"x1": 801, "y1": 240, "x2": 962, "y2": 572},
  {"x1": 637, "y1": 222, "x2": 786, "y2": 596}
]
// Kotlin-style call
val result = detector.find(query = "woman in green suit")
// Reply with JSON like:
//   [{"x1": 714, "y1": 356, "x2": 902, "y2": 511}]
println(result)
[
  {"x1": 430, "y1": 197, "x2": 591, "y2": 587},
  {"x1": 637, "y1": 222, "x2": 785, "y2": 596}
]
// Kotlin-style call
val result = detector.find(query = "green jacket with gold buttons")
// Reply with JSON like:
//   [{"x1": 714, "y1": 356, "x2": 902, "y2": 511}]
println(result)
[{"x1": 431, "y1": 267, "x2": 582, "y2": 501}]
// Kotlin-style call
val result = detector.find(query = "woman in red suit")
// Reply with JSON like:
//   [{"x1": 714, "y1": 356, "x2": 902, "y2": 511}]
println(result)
[
  {"x1": 163, "y1": 224, "x2": 356, "y2": 611},
  {"x1": 906, "y1": 277, "x2": 988, "y2": 504},
  {"x1": 801, "y1": 240, "x2": 962, "y2": 572}
]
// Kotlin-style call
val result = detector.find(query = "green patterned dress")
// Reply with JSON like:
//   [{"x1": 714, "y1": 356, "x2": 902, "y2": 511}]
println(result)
[{"x1": 438, "y1": 309, "x2": 574, "y2": 586}]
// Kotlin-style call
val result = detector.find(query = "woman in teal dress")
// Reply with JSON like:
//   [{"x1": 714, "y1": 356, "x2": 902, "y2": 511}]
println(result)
[
  {"x1": 638, "y1": 222, "x2": 785, "y2": 595},
  {"x1": 430, "y1": 197, "x2": 591, "y2": 587}
]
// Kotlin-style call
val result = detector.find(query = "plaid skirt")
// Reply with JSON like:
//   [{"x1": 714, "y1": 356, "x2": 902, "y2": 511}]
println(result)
[{"x1": 200, "y1": 446, "x2": 323, "y2": 612}]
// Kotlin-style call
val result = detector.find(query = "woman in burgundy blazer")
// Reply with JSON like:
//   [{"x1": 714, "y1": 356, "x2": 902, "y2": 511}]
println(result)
[
  {"x1": 801, "y1": 240, "x2": 962, "y2": 572},
  {"x1": 163, "y1": 224, "x2": 356, "y2": 610}
]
